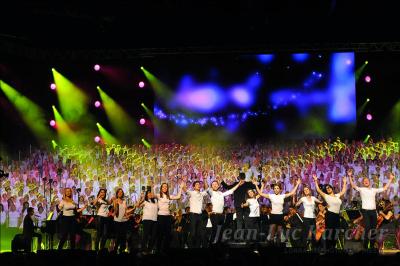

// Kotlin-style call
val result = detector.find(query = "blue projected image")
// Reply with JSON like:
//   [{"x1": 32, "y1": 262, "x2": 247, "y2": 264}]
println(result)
[{"x1": 153, "y1": 52, "x2": 356, "y2": 140}]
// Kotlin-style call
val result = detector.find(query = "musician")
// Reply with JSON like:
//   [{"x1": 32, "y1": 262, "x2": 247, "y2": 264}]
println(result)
[
  {"x1": 376, "y1": 199, "x2": 394, "y2": 250},
  {"x1": 57, "y1": 188, "x2": 87, "y2": 250},
  {"x1": 92, "y1": 188, "x2": 112, "y2": 251},
  {"x1": 315, "y1": 203, "x2": 326, "y2": 245},
  {"x1": 284, "y1": 206, "x2": 304, "y2": 248},
  {"x1": 313, "y1": 174, "x2": 347, "y2": 250},
  {"x1": 22, "y1": 207, "x2": 42, "y2": 251},
  {"x1": 348, "y1": 170, "x2": 394, "y2": 249}
]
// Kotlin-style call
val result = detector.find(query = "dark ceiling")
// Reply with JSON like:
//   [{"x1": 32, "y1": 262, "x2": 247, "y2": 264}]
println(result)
[{"x1": 1, "y1": 0, "x2": 399, "y2": 60}]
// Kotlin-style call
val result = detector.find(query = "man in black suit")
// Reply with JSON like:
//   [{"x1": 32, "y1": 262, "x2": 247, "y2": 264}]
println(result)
[
  {"x1": 221, "y1": 172, "x2": 256, "y2": 230},
  {"x1": 23, "y1": 207, "x2": 42, "y2": 251}
]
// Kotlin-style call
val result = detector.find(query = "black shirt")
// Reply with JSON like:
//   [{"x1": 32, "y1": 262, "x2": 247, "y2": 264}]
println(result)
[
  {"x1": 23, "y1": 214, "x2": 35, "y2": 237},
  {"x1": 221, "y1": 180, "x2": 256, "y2": 208}
]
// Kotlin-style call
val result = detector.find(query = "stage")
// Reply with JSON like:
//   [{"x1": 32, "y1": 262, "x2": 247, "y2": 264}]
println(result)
[{"x1": 0, "y1": 247, "x2": 398, "y2": 266}]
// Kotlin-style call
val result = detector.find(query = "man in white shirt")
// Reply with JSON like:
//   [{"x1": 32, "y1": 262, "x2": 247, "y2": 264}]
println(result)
[
  {"x1": 184, "y1": 179, "x2": 208, "y2": 248},
  {"x1": 348, "y1": 169, "x2": 394, "y2": 249}
]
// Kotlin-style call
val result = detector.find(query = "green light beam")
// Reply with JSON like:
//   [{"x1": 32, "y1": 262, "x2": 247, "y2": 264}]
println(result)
[
  {"x1": 96, "y1": 122, "x2": 120, "y2": 144},
  {"x1": 141, "y1": 67, "x2": 173, "y2": 101}
]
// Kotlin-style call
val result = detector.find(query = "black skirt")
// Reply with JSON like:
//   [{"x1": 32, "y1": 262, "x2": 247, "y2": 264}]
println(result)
[{"x1": 269, "y1": 214, "x2": 284, "y2": 226}]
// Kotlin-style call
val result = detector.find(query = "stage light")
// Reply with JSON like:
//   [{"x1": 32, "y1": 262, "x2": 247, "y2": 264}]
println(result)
[
  {"x1": 94, "y1": 136, "x2": 101, "y2": 143},
  {"x1": 49, "y1": 120, "x2": 56, "y2": 127},
  {"x1": 94, "y1": 101, "x2": 101, "y2": 108},
  {"x1": 138, "y1": 81, "x2": 145, "y2": 88},
  {"x1": 365, "y1": 61, "x2": 369, "y2": 65},
  {"x1": 292, "y1": 53, "x2": 309, "y2": 63},
  {"x1": 140, "y1": 66, "x2": 144, "y2": 70},
  {"x1": 139, "y1": 118, "x2": 146, "y2": 125},
  {"x1": 50, "y1": 83, "x2": 56, "y2": 90},
  {"x1": 366, "y1": 113, "x2": 373, "y2": 120},
  {"x1": 94, "y1": 64, "x2": 100, "y2": 71},
  {"x1": 365, "y1": 76, "x2": 371, "y2": 83},
  {"x1": 367, "y1": 98, "x2": 370, "y2": 102}
]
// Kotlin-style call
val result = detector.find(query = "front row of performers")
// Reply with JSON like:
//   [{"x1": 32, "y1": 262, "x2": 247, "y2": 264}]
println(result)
[{"x1": 21, "y1": 170, "x2": 398, "y2": 253}]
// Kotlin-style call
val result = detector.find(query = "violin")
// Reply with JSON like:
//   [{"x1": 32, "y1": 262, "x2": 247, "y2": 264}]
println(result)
[{"x1": 376, "y1": 202, "x2": 393, "y2": 228}]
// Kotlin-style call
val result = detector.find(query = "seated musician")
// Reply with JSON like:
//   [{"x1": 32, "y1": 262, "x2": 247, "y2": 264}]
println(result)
[
  {"x1": 22, "y1": 207, "x2": 42, "y2": 251},
  {"x1": 284, "y1": 206, "x2": 304, "y2": 248},
  {"x1": 376, "y1": 199, "x2": 394, "y2": 250}
]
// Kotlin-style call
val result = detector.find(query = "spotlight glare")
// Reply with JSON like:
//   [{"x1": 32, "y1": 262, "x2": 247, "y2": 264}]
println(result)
[
  {"x1": 49, "y1": 120, "x2": 56, "y2": 127},
  {"x1": 138, "y1": 81, "x2": 145, "y2": 88},
  {"x1": 365, "y1": 61, "x2": 369, "y2": 64},
  {"x1": 50, "y1": 83, "x2": 56, "y2": 90},
  {"x1": 365, "y1": 75, "x2": 371, "y2": 83},
  {"x1": 346, "y1": 59, "x2": 352, "y2": 65},
  {"x1": 94, "y1": 64, "x2": 100, "y2": 71},
  {"x1": 139, "y1": 118, "x2": 146, "y2": 125},
  {"x1": 367, "y1": 98, "x2": 370, "y2": 102},
  {"x1": 366, "y1": 113, "x2": 373, "y2": 121},
  {"x1": 94, "y1": 136, "x2": 101, "y2": 143},
  {"x1": 94, "y1": 101, "x2": 101, "y2": 108}
]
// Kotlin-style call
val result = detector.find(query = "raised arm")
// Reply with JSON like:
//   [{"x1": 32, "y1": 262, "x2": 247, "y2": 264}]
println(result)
[
  {"x1": 348, "y1": 170, "x2": 359, "y2": 190},
  {"x1": 203, "y1": 176, "x2": 209, "y2": 190},
  {"x1": 313, "y1": 174, "x2": 327, "y2": 198},
  {"x1": 337, "y1": 176, "x2": 347, "y2": 197},
  {"x1": 381, "y1": 173, "x2": 395, "y2": 192},
  {"x1": 295, "y1": 198, "x2": 303, "y2": 207},
  {"x1": 252, "y1": 180, "x2": 269, "y2": 198},
  {"x1": 221, "y1": 177, "x2": 237, "y2": 190},
  {"x1": 170, "y1": 182, "x2": 185, "y2": 200},
  {"x1": 285, "y1": 178, "x2": 301, "y2": 198}
]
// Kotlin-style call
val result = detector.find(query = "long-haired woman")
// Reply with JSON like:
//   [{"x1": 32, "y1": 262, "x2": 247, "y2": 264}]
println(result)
[
  {"x1": 253, "y1": 178, "x2": 300, "y2": 246},
  {"x1": 313, "y1": 174, "x2": 347, "y2": 251},
  {"x1": 92, "y1": 188, "x2": 112, "y2": 251},
  {"x1": 136, "y1": 190, "x2": 158, "y2": 253},
  {"x1": 155, "y1": 182, "x2": 184, "y2": 253},
  {"x1": 58, "y1": 188, "x2": 87, "y2": 250},
  {"x1": 295, "y1": 186, "x2": 322, "y2": 248}
]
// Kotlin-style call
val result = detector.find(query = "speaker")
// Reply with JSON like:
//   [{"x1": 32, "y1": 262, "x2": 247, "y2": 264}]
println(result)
[
  {"x1": 344, "y1": 240, "x2": 364, "y2": 253},
  {"x1": 11, "y1": 234, "x2": 29, "y2": 252}
]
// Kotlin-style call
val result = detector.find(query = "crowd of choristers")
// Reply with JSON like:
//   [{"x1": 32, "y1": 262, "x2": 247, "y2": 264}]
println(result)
[{"x1": 20, "y1": 169, "x2": 398, "y2": 253}]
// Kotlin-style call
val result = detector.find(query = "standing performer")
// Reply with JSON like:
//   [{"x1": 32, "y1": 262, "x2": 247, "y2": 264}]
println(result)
[
  {"x1": 136, "y1": 190, "x2": 158, "y2": 253},
  {"x1": 348, "y1": 170, "x2": 394, "y2": 249},
  {"x1": 295, "y1": 186, "x2": 322, "y2": 248},
  {"x1": 185, "y1": 179, "x2": 208, "y2": 248},
  {"x1": 58, "y1": 188, "x2": 87, "y2": 250},
  {"x1": 156, "y1": 182, "x2": 184, "y2": 253},
  {"x1": 313, "y1": 174, "x2": 347, "y2": 251},
  {"x1": 92, "y1": 188, "x2": 112, "y2": 251},
  {"x1": 221, "y1": 173, "x2": 256, "y2": 229},
  {"x1": 253, "y1": 178, "x2": 300, "y2": 245},
  {"x1": 112, "y1": 188, "x2": 135, "y2": 253},
  {"x1": 22, "y1": 207, "x2": 42, "y2": 251},
  {"x1": 206, "y1": 179, "x2": 244, "y2": 244}
]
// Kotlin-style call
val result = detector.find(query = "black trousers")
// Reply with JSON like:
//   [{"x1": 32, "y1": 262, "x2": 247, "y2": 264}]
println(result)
[
  {"x1": 58, "y1": 216, "x2": 76, "y2": 250},
  {"x1": 235, "y1": 207, "x2": 248, "y2": 230},
  {"x1": 324, "y1": 211, "x2": 340, "y2": 250},
  {"x1": 142, "y1": 220, "x2": 157, "y2": 250},
  {"x1": 302, "y1": 218, "x2": 316, "y2": 247},
  {"x1": 361, "y1": 209, "x2": 377, "y2": 249},
  {"x1": 24, "y1": 232, "x2": 42, "y2": 252},
  {"x1": 114, "y1": 221, "x2": 128, "y2": 253},
  {"x1": 95, "y1": 216, "x2": 109, "y2": 250},
  {"x1": 210, "y1": 213, "x2": 225, "y2": 244},
  {"x1": 156, "y1": 215, "x2": 172, "y2": 252},
  {"x1": 189, "y1": 213, "x2": 202, "y2": 248}
]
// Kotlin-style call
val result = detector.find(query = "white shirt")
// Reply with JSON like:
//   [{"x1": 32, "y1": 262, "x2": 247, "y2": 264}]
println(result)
[
  {"x1": 96, "y1": 199, "x2": 109, "y2": 217},
  {"x1": 355, "y1": 187, "x2": 384, "y2": 210},
  {"x1": 142, "y1": 200, "x2": 158, "y2": 221},
  {"x1": 59, "y1": 200, "x2": 76, "y2": 216},
  {"x1": 324, "y1": 194, "x2": 342, "y2": 214},
  {"x1": 208, "y1": 188, "x2": 233, "y2": 213},
  {"x1": 206, "y1": 218, "x2": 212, "y2": 228},
  {"x1": 157, "y1": 194, "x2": 171, "y2": 216},
  {"x1": 187, "y1": 190, "x2": 208, "y2": 214},
  {"x1": 268, "y1": 194, "x2": 285, "y2": 214},
  {"x1": 247, "y1": 198, "x2": 260, "y2": 217},
  {"x1": 299, "y1": 196, "x2": 317, "y2": 218},
  {"x1": 114, "y1": 200, "x2": 128, "y2": 222},
  {"x1": 0, "y1": 211, "x2": 6, "y2": 225},
  {"x1": 8, "y1": 211, "x2": 20, "y2": 227}
]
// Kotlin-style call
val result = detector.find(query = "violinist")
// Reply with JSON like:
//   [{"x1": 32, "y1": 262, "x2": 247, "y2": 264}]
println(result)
[
  {"x1": 376, "y1": 199, "x2": 394, "y2": 250},
  {"x1": 348, "y1": 170, "x2": 394, "y2": 249},
  {"x1": 284, "y1": 206, "x2": 304, "y2": 248}
]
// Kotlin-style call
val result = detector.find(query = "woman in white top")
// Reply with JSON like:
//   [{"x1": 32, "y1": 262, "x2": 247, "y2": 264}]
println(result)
[
  {"x1": 241, "y1": 189, "x2": 260, "y2": 233},
  {"x1": 92, "y1": 188, "x2": 112, "y2": 251},
  {"x1": 112, "y1": 188, "x2": 135, "y2": 253},
  {"x1": 136, "y1": 190, "x2": 158, "y2": 252},
  {"x1": 156, "y1": 182, "x2": 184, "y2": 252},
  {"x1": 295, "y1": 186, "x2": 322, "y2": 248},
  {"x1": 57, "y1": 187, "x2": 87, "y2": 250},
  {"x1": 313, "y1": 174, "x2": 347, "y2": 250},
  {"x1": 253, "y1": 178, "x2": 300, "y2": 245}
]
